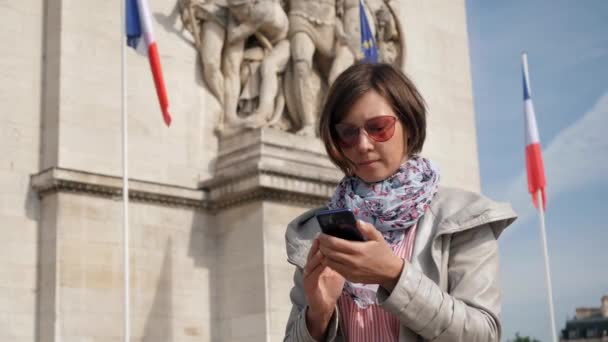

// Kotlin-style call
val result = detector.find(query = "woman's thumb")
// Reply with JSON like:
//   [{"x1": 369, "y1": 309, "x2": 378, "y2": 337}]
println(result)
[{"x1": 356, "y1": 220, "x2": 382, "y2": 241}]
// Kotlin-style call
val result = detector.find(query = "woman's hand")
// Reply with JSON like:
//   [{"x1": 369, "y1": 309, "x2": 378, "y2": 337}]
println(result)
[
  {"x1": 303, "y1": 237, "x2": 345, "y2": 340},
  {"x1": 318, "y1": 220, "x2": 405, "y2": 292}
]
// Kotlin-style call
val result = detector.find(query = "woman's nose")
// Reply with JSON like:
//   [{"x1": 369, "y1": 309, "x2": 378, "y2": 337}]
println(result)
[{"x1": 356, "y1": 130, "x2": 374, "y2": 152}]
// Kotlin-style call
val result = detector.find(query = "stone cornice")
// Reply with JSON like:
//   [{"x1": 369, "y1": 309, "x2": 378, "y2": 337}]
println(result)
[
  {"x1": 30, "y1": 129, "x2": 343, "y2": 211},
  {"x1": 201, "y1": 169, "x2": 337, "y2": 211},
  {"x1": 201, "y1": 128, "x2": 342, "y2": 210},
  {"x1": 30, "y1": 167, "x2": 208, "y2": 209},
  {"x1": 30, "y1": 166, "x2": 339, "y2": 211}
]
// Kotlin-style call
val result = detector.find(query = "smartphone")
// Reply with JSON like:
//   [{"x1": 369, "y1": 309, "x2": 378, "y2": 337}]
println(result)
[{"x1": 315, "y1": 208, "x2": 365, "y2": 241}]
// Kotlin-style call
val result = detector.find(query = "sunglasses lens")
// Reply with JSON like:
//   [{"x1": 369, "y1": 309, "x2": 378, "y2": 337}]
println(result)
[
  {"x1": 335, "y1": 124, "x2": 359, "y2": 147},
  {"x1": 334, "y1": 116, "x2": 397, "y2": 147},
  {"x1": 364, "y1": 116, "x2": 396, "y2": 142}
]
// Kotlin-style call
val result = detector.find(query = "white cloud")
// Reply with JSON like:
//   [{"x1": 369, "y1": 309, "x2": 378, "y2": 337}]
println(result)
[{"x1": 504, "y1": 91, "x2": 608, "y2": 224}]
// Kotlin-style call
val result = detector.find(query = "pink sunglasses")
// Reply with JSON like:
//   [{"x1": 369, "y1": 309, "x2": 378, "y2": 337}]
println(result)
[{"x1": 334, "y1": 116, "x2": 398, "y2": 148}]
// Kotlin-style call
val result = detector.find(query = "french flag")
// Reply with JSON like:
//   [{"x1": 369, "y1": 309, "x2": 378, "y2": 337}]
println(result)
[
  {"x1": 522, "y1": 52, "x2": 546, "y2": 210},
  {"x1": 126, "y1": 0, "x2": 172, "y2": 126}
]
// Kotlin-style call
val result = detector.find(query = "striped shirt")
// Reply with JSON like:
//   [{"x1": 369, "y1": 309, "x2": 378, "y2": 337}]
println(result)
[{"x1": 337, "y1": 224, "x2": 418, "y2": 342}]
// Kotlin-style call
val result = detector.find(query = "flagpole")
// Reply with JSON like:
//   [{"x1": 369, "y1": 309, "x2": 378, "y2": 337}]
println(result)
[
  {"x1": 120, "y1": 0, "x2": 131, "y2": 341},
  {"x1": 537, "y1": 190, "x2": 557, "y2": 342}
]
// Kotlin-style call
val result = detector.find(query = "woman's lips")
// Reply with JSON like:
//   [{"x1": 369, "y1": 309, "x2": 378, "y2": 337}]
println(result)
[{"x1": 358, "y1": 160, "x2": 379, "y2": 166}]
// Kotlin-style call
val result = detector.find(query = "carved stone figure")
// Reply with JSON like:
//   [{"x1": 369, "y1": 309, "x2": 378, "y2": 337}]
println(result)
[
  {"x1": 180, "y1": 0, "x2": 228, "y2": 106},
  {"x1": 370, "y1": 0, "x2": 405, "y2": 66},
  {"x1": 329, "y1": 0, "x2": 405, "y2": 84},
  {"x1": 222, "y1": 0, "x2": 290, "y2": 131},
  {"x1": 287, "y1": 0, "x2": 339, "y2": 136},
  {"x1": 178, "y1": 0, "x2": 405, "y2": 137},
  {"x1": 329, "y1": 0, "x2": 364, "y2": 85}
]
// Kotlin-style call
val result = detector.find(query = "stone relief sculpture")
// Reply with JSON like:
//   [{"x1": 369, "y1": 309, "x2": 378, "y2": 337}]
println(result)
[
  {"x1": 285, "y1": 0, "x2": 338, "y2": 136},
  {"x1": 371, "y1": 0, "x2": 405, "y2": 66},
  {"x1": 223, "y1": 0, "x2": 290, "y2": 131},
  {"x1": 180, "y1": 0, "x2": 228, "y2": 106},
  {"x1": 329, "y1": 0, "x2": 404, "y2": 84},
  {"x1": 179, "y1": 0, "x2": 405, "y2": 137}
]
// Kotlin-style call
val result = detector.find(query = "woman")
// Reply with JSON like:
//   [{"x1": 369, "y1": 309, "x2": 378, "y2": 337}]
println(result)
[{"x1": 283, "y1": 63, "x2": 517, "y2": 341}]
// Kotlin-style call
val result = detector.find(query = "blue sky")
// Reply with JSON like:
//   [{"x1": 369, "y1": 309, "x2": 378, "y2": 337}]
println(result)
[{"x1": 466, "y1": 1, "x2": 608, "y2": 341}]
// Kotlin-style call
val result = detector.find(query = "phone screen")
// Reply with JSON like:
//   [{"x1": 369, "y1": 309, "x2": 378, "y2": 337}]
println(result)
[{"x1": 316, "y1": 209, "x2": 365, "y2": 241}]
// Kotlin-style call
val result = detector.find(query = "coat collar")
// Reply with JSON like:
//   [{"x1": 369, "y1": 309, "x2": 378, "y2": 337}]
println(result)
[{"x1": 285, "y1": 186, "x2": 517, "y2": 268}]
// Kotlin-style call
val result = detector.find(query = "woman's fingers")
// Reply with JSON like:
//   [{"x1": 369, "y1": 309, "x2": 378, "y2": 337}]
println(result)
[
  {"x1": 305, "y1": 234, "x2": 360, "y2": 280},
  {"x1": 322, "y1": 257, "x2": 351, "y2": 279},
  {"x1": 304, "y1": 260, "x2": 326, "y2": 281},
  {"x1": 318, "y1": 244, "x2": 355, "y2": 266},
  {"x1": 304, "y1": 250, "x2": 324, "y2": 275},
  {"x1": 317, "y1": 233, "x2": 359, "y2": 255},
  {"x1": 356, "y1": 220, "x2": 384, "y2": 241},
  {"x1": 306, "y1": 237, "x2": 320, "y2": 262}
]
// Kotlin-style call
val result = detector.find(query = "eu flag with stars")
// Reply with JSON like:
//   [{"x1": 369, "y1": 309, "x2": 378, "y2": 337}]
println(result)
[{"x1": 359, "y1": 0, "x2": 379, "y2": 63}]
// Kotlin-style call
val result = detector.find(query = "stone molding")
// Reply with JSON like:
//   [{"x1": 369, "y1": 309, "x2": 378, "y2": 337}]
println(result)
[
  {"x1": 200, "y1": 128, "x2": 342, "y2": 210},
  {"x1": 30, "y1": 167, "x2": 208, "y2": 209},
  {"x1": 30, "y1": 129, "x2": 344, "y2": 210},
  {"x1": 201, "y1": 169, "x2": 338, "y2": 211}
]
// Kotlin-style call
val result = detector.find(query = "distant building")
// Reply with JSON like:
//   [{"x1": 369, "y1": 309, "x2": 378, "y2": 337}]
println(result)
[{"x1": 561, "y1": 295, "x2": 608, "y2": 341}]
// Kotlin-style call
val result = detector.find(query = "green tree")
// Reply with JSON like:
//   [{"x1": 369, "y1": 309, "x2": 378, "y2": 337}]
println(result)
[{"x1": 508, "y1": 332, "x2": 542, "y2": 342}]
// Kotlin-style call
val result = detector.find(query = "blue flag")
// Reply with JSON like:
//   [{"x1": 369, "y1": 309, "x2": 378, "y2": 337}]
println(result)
[
  {"x1": 126, "y1": 0, "x2": 142, "y2": 49},
  {"x1": 359, "y1": 0, "x2": 379, "y2": 63}
]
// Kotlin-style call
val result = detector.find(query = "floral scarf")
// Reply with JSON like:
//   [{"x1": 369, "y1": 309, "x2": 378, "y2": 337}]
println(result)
[{"x1": 327, "y1": 155, "x2": 440, "y2": 308}]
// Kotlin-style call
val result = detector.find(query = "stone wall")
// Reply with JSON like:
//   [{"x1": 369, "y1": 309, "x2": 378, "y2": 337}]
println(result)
[
  {"x1": 37, "y1": 191, "x2": 214, "y2": 341},
  {"x1": 0, "y1": 1, "x2": 44, "y2": 340},
  {"x1": 40, "y1": 0, "x2": 219, "y2": 186},
  {"x1": 401, "y1": 0, "x2": 481, "y2": 191}
]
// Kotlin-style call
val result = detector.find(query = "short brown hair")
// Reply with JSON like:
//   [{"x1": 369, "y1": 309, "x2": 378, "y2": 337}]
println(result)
[{"x1": 319, "y1": 63, "x2": 427, "y2": 175}]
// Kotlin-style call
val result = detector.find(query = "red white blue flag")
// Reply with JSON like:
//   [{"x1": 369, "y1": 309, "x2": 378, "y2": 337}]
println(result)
[
  {"x1": 522, "y1": 52, "x2": 546, "y2": 210},
  {"x1": 126, "y1": 0, "x2": 172, "y2": 126}
]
